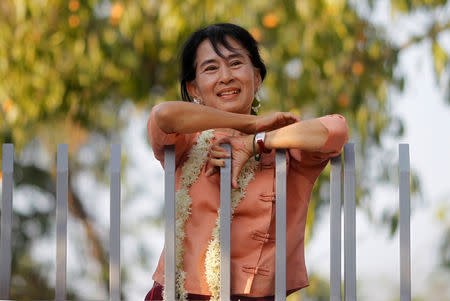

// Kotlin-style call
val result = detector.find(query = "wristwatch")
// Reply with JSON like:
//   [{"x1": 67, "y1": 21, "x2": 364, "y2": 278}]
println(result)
[{"x1": 255, "y1": 132, "x2": 271, "y2": 153}]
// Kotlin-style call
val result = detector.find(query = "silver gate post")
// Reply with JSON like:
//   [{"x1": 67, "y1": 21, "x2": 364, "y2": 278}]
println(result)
[
  {"x1": 330, "y1": 154, "x2": 342, "y2": 301},
  {"x1": 399, "y1": 144, "x2": 411, "y2": 301},
  {"x1": 220, "y1": 144, "x2": 231, "y2": 301},
  {"x1": 275, "y1": 149, "x2": 286, "y2": 301},
  {"x1": 0, "y1": 144, "x2": 13, "y2": 300},
  {"x1": 55, "y1": 144, "x2": 68, "y2": 301},
  {"x1": 344, "y1": 143, "x2": 356, "y2": 301},
  {"x1": 164, "y1": 145, "x2": 176, "y2": 300},
  {"x1": 110, "y1": 144, "x2": 121, "y2": 301}
]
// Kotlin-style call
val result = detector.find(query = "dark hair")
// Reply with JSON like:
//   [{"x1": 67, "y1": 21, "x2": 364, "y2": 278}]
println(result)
[{"x1": 180, "y1": 23, "x2": 267, "y2": 102}]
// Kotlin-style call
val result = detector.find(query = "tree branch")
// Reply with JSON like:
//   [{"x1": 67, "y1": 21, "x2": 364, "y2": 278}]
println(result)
[
  {"x1": 15, "y1": 162, "x2": 112, "y2": 296},
  {"x1": 398, "y1": 22, "x2": 450, "y2": 51}
]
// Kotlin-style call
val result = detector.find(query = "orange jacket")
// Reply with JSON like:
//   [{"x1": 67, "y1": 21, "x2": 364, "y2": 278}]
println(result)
[{"x1": 148, "y1": 108, "x2": 348, "y2": 297}]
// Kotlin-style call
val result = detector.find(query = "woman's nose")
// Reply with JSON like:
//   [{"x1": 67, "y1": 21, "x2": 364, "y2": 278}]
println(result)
[{"x1": 219, "y1": 66, "x2": 233, "y2": 84}]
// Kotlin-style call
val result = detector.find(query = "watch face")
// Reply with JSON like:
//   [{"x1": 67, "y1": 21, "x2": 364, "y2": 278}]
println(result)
[
  {"x1": 255, "y1": 132, "x2": 265, "y2": 142},
  {"x1": 256, "y1": 132, "x2": 269, "y2": 153}
]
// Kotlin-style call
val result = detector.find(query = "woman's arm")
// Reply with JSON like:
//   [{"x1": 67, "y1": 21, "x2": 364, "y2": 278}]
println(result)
[
  {"x1": 153, "y1": 101, "x2": 300, "y2": 134},
  {"x1": 264, "y1": 118, "x2": 329, "y2": 152},
  {"x1": 209, "y1": 114, "x2": 348, "y2": 188}
]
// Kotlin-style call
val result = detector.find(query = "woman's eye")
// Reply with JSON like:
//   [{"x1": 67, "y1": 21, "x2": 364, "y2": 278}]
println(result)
[
  {"x1": 205, "y1": 66, "x2": 217, "y2": 71},
  {"x1": 231, "y1": 61, "x2": 242, "y2": 66}
]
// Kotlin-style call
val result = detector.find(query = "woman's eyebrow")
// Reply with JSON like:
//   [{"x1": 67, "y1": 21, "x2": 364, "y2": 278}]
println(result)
[
  {"x1": 227, "y1": 53, "x2": 245, "y2": 60},
  {"x1": 198, "y1": 53, "x2": 246, "y2": 69},
  {"x1": 199, "y1": 59, "x2": 217, "y2": 69}
]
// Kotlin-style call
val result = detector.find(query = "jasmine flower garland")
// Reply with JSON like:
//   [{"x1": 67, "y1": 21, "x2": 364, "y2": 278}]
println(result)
[
  {"x1": 162, "y1": 130, "x2": 258, "y2": 301},
  {"x1": 204, "y1": 157, "x2": 258, "y2": 301},
  {"x1": 163, "y1": 129, "x2": 214, "y2": 301}
]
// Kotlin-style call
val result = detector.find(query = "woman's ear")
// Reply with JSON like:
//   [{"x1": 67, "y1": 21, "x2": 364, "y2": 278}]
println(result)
[
  {"x1": 254, "y1": 69, "x2": 262, "y2": 93},
  {"x1": 186, "y1": 81, "x2": 200, "y2": 100}
]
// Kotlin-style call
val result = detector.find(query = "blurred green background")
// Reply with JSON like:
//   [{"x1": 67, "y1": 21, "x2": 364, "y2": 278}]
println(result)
[{"x1": 0, "y1": 0, "x2": 449, "y2": 300}]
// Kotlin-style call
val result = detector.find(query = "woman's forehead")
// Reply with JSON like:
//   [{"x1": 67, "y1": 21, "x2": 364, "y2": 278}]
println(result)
[{"x1": 195, "y1": 37, "x2": 248, "y2": 63}]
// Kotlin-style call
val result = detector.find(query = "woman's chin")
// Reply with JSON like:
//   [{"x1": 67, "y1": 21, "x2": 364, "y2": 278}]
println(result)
[{"x1": 221, "y1": 105, "x2": 251, "y2": 115}]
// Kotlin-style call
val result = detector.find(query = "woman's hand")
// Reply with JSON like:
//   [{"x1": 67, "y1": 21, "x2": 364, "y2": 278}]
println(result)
[
  {"x1": 206, "y1": 135, "x2": 254, "y2": 189},
  {"x1": 250, "y1": 112, "x2": 300, "y2": 134}
]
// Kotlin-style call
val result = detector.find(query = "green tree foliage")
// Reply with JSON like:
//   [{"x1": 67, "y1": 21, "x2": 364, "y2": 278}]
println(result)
[{"x1": 0, "y1": 0, "x2": 448, "y2": 299}]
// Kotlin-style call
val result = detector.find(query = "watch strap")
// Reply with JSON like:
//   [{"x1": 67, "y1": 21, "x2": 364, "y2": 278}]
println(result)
[{"x1": 255, "y1": 132, "x2": 271, "y2": 153}]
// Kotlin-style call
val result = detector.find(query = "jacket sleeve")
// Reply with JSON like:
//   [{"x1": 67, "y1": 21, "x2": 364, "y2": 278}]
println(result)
[
  {"x1": 316, "y1": 114, "x2": 349, "y2": 155},
  {"x1": 288, "y1": 114, "x2": 349, "y2": 180},
  {"x1": 148, "y1": 105, "x2": 195, "y2": 167}
]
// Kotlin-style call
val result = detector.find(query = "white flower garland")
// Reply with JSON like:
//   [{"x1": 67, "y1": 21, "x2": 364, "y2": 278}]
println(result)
[
  {"x1": 162, "y1": 130, "x2": 258, "y2": 301},
  {"x1": 204, "y1": 157, "x2": 258, "y2": 301},
  {"x1": 163, "y1": 129, "x2": 214, "y2": 301}
]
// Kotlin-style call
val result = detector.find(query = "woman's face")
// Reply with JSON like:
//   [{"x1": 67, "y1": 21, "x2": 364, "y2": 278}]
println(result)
[{"x1": 187, "y1": 37, "x2": 261, "y2": 115}]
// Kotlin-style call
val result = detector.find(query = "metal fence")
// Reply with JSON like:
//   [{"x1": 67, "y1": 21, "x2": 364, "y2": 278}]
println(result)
[{"x1": 0, "y1": 143, "x2": 411, "y2": 301}]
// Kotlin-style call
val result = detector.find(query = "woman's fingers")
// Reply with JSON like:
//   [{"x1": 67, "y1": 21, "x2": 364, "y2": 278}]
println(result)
[
  {"x1": 253, "y1": 111, "x2": 301, "y2": 133},
  {"x1": 208, "y1": 135, "x2": 253, "y2": 188},
  {"x1": 209, "y1": 149, "x2": 230, "y2": 159},
  {"x1": 205, "y1": 166, "x2": 219, "y2": 176},
  {"x1": 206, "y1": 139, "x2": 231, "y2": 177},
  {"x1": 277, "y1": 112, "x2": 301, "y2": 127},
  {"x1": 286, "y1": 112, "x2": 301, "y2": 122},
  {"x1": 206, "y1": 142, "x2": 230, "y2": 177},
  {"x1": 208, "y1": 158, "x2": 225, "y2": 167},
  {"x1": 206, "y1": 158, "x2": 225, "y2": 176}
]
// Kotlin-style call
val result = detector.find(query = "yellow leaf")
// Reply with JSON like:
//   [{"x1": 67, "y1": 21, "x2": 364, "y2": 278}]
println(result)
[
  {"x1": 369, "y1": 43, "x2": 381, "y2": 59},
  {"x1": 357, "y1": 106, "x2": 368, "y2": 142},
  {"x1": 296, "y1": 0, "x2": 311, "y2": 20},
  {"x1": 432, "y1": 41, "x2": 448, "y2": 78},
  {"x1": 343, "y1": 37, "x2": 355, "y2": 52},
  {"x1": 436, "y1": 206, "x2": 446, "y2": 221},
  {"x1": 289, "y1": 108, "x2": 301, "y2": 117},
  {"x1": 335, "y1": 22, "x2": 347, "y2": 38},
  {"x1": 324, "y1": 60, "x2": 335, "y2": 76}
]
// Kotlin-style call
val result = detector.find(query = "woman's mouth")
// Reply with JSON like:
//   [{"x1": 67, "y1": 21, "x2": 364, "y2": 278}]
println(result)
[{"x1": 217, "y1": 89, "x2": 240, "y2": 98}]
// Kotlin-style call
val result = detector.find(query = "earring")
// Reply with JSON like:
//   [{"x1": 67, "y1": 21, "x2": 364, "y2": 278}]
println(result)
[
  {"x1": 193, "y1": 98, "x2": 200, "y2": 104},
  {"x1": 251, "y1": 92, "x2": 261, "y2": 114}
]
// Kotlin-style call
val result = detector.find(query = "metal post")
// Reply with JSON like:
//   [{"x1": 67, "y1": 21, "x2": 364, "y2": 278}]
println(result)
[
  {"x1": 275, "y1": 149, "x2": 286, "y2": 301},
  {"x1": 55, "y1": 144, "x2": 68, "y2": 301},
  {"x1": 220, "y1": 144, "x2": 231, "y2": 301},
  {"x1": 344, "y1": 143, "x2": 356, "y2": 301},
  {"x1": 330, "y1": 154, "x2": 342, "y2": 301},
  {"x1": 399, "y1": 144, "x2": 411, "y2": 301},
  {"x1": 164, "y1": 145, "x2": 176, "y2": 300},
  {"x1": 0, "y1": 144, "x2": 13, "y2": 300},
  {"x1": 110, "y1": 144, "x2": 121, "y2": 301}
]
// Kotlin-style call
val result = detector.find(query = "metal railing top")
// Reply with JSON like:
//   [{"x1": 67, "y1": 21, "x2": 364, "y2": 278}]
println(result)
[{"x1": 0, "y1": 143, "x2": 411, "y2": 301}]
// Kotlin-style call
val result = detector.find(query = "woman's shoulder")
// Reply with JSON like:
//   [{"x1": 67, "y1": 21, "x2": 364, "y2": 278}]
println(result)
[{"x1": 148, "y1": 106, "x2": 199, "y2": 165}]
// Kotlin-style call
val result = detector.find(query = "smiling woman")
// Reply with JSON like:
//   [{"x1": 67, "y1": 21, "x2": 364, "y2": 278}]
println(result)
[
  {"x1": 145, "y1": 23, "x2": 348, "y2": 301},
  {"x1": 186, "y1": 38, "x2": 261, "y2": 115}
]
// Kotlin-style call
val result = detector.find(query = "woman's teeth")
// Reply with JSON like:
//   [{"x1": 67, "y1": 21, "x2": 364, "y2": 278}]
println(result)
[{"x1": 219, "y1": 90, "x2": 239, "y2": 96}]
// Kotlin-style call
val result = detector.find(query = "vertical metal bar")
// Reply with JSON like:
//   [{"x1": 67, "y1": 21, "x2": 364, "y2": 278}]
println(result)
[
  {"x1": 164, "y1": 145, "x2": 176, "y2": 300},
  {"x1": 220, "y1": 144, "x2": 231, "y2": 301},
  {"x1": 344, "y1": 143, "x2": 356, "y2": 301},
  {"x1": 110, "y1": 144, "x2": 121, "y2": 301},
  {"x1": 55, "y1": 144, "x2": 68, "y2": 301},
  {"x1": 0, "y1": 144, "x2": 13, "y2": 300},
  {"x1": 275, "y1": 149, "x2": 286, "y2": 301},
  {"x1": 399, "y1": 144, "x2": 411, "y2": 301},
  {"x1": 330, "y1": 154, "x2": 342, "y2": 301}
]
